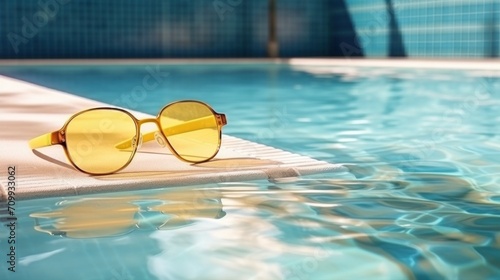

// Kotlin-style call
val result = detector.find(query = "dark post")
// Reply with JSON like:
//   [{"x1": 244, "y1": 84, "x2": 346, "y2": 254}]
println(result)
[{"x1": 268, "y1": 0, "x2": 278, "y2": 57}]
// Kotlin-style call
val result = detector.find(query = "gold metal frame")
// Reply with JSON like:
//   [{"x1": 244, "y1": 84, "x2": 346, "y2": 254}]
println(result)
[{"x1": 29, "y1": 100, "x2": 227, "y2": 175}]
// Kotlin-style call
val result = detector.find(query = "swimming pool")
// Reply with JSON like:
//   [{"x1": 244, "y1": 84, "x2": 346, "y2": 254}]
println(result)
[{"x1": 1, "y1": 61, "x2": 499, "y2": 279}]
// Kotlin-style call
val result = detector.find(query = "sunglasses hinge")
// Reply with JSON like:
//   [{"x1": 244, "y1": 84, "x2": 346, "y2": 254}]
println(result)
[
  {"x1": 216, "y1": 114, "x2": 227, "y2": 126},
  {"x1": 51, "y1": 131, "x2": 65, "y2": 145}
]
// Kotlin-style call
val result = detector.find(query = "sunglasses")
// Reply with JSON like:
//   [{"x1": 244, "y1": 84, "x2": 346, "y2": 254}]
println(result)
[{"x1": 29, "y1": 100, "x2": 227, "y2": 175}]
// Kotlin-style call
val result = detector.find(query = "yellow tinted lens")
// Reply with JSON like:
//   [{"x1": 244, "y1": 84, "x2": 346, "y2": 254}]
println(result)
[
  {"x1": 160, "y1": 101, "x2": 220, "y2": 162},
  {"x1": 65, "y1": 109, "x2": 138, "y2": 174}
]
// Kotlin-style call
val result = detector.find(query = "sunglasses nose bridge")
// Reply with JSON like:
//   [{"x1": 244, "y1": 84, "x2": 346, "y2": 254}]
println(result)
[
  {"x1": 137, "y1": 118, "x2": 160, "y2": 127},
  {"x1": 136, "y1": 118, "x2": 167, "y2": 148},
  {"x1": 137, "y1": 118, "x2": 162, "y2": 133}
]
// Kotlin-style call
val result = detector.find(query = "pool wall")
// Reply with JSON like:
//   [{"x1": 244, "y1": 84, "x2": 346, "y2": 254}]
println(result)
[{"x1": 1, "y1": 0, "x2": 499, "y2": 59}]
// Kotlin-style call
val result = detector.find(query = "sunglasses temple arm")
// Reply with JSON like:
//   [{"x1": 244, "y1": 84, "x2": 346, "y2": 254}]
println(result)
[
  {"x1": 114, "y1": 114, "x2": 227, "y2": 150},
  {"x1": 29, "y1": 131, "x2": 62, "y2": 149}
]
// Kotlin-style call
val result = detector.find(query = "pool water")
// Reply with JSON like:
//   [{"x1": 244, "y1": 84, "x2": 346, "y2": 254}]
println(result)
[{"x1": 1, "y1": 63, "x2": 500, "y2": 279}]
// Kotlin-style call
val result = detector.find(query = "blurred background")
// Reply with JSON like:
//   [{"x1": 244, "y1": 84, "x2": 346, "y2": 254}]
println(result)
[{"x1": 1, "y1": 0, "x2": 498, "y2": 59}]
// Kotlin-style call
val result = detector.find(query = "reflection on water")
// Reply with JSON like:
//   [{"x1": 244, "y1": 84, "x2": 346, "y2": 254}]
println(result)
[
  {"x1": 30, "y1": 189, "x2": 225, "y2": 238},
  {"x1": 22, "y1": 167, "x2": 499, "y2": 279}
]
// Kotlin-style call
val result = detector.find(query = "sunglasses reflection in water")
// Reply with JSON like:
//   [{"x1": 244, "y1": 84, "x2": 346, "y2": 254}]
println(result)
[{"x1": 29, "y1": 188, "x2": 226, "y2": 238}]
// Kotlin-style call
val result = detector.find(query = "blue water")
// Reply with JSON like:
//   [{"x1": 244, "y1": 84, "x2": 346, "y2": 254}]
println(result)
[{"x1": 1, "y1": 63, "x2": 500, "y2": 279}]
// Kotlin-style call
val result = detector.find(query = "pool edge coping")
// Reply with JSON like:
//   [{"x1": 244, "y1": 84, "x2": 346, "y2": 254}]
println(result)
[{"x1": 0, "y1": 58, "x2": 499, "y2": 70}]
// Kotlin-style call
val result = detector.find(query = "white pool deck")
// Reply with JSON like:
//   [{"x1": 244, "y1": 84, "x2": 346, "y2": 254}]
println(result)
[{"x1": 0, "y1": 73, "x2": 343, "y2": 200}]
